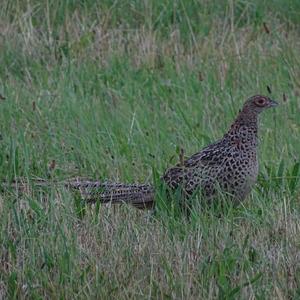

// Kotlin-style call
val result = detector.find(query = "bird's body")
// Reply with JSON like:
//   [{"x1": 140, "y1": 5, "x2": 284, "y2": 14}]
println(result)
[
  {"x1": 163, "y1": 101, "x2": 260, "y2": 204},
  {"x1": 163, "y1": 94, "x2": 278, "y2": 205}
]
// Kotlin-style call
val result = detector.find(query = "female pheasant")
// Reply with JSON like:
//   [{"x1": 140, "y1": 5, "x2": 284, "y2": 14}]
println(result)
[
  {"x1": 163, "y1": 95, "x2": 277, "y2": 206},
  {"x1": 68, "y1": 95, "x2": 278, "y2": 208}
]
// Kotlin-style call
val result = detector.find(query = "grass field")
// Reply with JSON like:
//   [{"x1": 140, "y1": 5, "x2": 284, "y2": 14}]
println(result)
[{"x1": 1, "y1": 0, "x2": 300, "y2": 298}]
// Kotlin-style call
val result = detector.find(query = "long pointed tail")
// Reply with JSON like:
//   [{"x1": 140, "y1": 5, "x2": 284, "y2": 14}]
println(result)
[
  {"x1": 67, "y1": 179, "x2": 155, "y2": 209},
  {"x1": 3, "y1": 178, "x2": 155, "y2": 209}
]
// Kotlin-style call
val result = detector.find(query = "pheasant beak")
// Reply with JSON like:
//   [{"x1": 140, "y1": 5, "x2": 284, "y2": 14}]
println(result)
[{"x1": 269, "y1": 99, "x2": 279, "y2": 107}]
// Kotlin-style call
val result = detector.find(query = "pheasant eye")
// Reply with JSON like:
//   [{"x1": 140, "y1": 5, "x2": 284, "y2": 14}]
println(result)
[{"x1": 255, "y1": 98, "x2": 266, "y2": 106}]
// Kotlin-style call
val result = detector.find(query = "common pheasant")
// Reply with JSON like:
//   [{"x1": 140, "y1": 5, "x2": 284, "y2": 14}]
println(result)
[{"x1": 67, "y1": 95, "x2": 278, "y2": 209}]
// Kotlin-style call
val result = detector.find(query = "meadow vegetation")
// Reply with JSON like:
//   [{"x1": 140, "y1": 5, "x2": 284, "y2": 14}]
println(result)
[{"x1": 1, "y1": 0, "x2": 300, "y2": 298}]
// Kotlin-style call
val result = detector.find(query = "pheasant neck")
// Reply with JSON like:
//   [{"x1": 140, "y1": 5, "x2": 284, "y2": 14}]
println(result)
[
  {"x1": 235, "y1": 109, "x2": 258, "y2": 128},
  {"x1": 225, "y1": 109, "x2": 258, "y2": 146}
]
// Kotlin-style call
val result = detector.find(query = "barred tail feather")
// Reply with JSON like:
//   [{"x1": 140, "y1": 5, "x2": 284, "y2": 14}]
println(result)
[
  {"x1": 3, "y1": 178, "x2": 155, "y2": 209},
  {"x1": 66, "y1": 179, "x2": 155, "y2": 209}
]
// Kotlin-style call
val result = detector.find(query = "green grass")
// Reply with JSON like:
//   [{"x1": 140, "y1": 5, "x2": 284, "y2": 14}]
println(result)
[{"x1": 1, "y1": 0, "x2": 300, "y2": 298}]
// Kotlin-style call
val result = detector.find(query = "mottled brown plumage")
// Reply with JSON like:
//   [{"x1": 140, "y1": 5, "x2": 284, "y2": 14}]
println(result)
[
  {"x1": 68, "y1": 95, "x2": 278, "y2": 208},
  {"x1": 163, "y1": 95, "x2": 277, "y2": 205}
]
